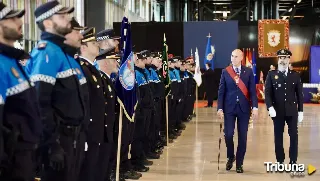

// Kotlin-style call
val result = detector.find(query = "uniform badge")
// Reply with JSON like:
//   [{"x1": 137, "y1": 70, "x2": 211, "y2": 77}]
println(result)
[
  {"x1": 275, "y1": 75, "x2": 278, "y2": 79},
  {"x1": 92, "y1": 75, "x2": 97, "y2": 82},
  {"x1": 37, "y1": 42, "x2": 47, "y2": 49},
  {"x1": 11, "y1": 67, "x2": 20, "y2": 78},
  {"x1": 108, "y1": 85, "x2": 112, "y2": 92},
  {"x1": 278, "y1": 84, "x2": 281, "y2": 87},
  {"x1": 234, "y1": 75, "x2": 239, "y2": 84},
  {"x1": 76, "y1": 68, "x2": 81, "y2": 75}
]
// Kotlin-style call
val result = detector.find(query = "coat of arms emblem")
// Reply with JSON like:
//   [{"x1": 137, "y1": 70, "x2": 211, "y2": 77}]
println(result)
[
  {"x1": 119, "y1": 52, "x2": 135, "y2": 90},
  {"x1": 267, "y1": 30, "x2": 281, "y2": 47}
]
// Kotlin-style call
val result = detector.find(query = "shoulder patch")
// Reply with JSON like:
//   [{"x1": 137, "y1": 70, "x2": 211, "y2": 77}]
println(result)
[{"x1": 37, "y1": 42, "x2": 47, "y2": 49}]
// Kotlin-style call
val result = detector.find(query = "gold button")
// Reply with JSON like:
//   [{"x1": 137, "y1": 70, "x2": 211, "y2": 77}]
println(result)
[
  {"x1": 105, "y1": 102, "x2": 108, "y2": 104},
  {"x1": 105, "y1": 113, "x2": 107, "y2": 116}
]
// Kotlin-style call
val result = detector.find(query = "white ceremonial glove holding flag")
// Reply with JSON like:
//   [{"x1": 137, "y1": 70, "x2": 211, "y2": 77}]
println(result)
[
  {"x1": 268, "y1": 106, "x2": 276, "y2": 118},
  {"x1": 298, "y1": 112, "x2": 303, "y2": 123}
]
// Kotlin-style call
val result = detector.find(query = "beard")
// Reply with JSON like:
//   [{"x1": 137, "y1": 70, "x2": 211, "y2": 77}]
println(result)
[
  {"x1": 53, "y1": 21, "x2": 72, "y2": 36},
  {"x1": 1, "y1": 25, "x2": 23, "y2": 41}
]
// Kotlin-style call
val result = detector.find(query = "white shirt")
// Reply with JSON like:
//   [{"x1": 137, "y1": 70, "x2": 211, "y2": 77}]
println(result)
[
  {"x1": 278, "y1": 67, "x2": 289, "y2": 76},
  {"x1": 233, "y1": 65, "x2": 241, "y2": 74},
  {"x1": 79, "y1": 56, "x2": 95, "y2": 65}
]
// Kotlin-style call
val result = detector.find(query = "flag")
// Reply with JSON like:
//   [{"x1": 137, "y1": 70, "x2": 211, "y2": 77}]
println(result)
[
  {"x1": 246, "y1": 48, "x2": 252, "y2": 68},
  {"x1": 194, "y1": 48, "x2": 202, "y2": 86},
  {"x1": 204, "y1": 33, "x2": 215, "y2": 69},
  {"x1": 252, "y1": 48, "x2": 258, "y2": 84},
  {"x1": 114, "y1": 16, "x2": 137, "y2": 122},
  {"x1": 242, "y1": 48, "x2": 246, "y2": 66},
  {"x1": 259, "y1": 71, "x2": 264, "y2": 84},
  {"x1": 162, "y1": 33, "x2": 170, "y2": 96}
]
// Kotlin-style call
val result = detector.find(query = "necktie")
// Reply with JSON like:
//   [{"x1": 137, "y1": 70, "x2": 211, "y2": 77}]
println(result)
[
  {"x1": 282, "y1": 71, "x2": 287, "y2": 78},
  {"x1": 235, "y1": 68, "x2": 240, "y2": 76}
]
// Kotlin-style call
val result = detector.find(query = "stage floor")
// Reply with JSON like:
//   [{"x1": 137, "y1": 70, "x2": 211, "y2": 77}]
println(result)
[{"x1": 138, "y1": 102, "x2": 320, "y2": 181}]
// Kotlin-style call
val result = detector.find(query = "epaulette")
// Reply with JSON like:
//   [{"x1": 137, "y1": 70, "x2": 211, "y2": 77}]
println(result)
[{"x1": 37, "y1": 42, "x2": 47, "y2": 49}]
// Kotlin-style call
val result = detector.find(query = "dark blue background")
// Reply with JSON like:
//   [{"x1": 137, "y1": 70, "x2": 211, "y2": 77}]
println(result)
[
  {"x1": 183, "y1": 21, "x2": 238, "y2": 69},
  {"x1": 310, "y1": 46, "x2": 320, "y2": 83}
]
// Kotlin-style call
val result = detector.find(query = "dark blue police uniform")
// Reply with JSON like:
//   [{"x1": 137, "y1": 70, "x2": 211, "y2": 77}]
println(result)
[
  {"x1": 26, "y1": 2, "x2": 86, "y2": 180},
  {"x1": 0, "y1": 3, "x2": 41, "y2": 181}
]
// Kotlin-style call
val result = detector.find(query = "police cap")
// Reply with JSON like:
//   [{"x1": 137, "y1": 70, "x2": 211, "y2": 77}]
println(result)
[
  {"x1": 277, "y1": 49, "x2": 292, "y2": 57},
  {"x1": 151, "y1": 52, "x2": 162, "y2": 59},
  {"x1": 136, "y1": 51, "x2": 148, "y2": 60},
  {"x1": 140, "y1": 50, "x2": 151, "y2": 57},
  {"x1": 34, "y1": 0, "x2": 74, "y2": 23},
  {"x1": 168, "y1": 58, "x2": 177, "y2": 63},
  {"x1": 173, "y1": 56, "x2": 181, "y2": 62},
  {"x1": 81, "y1": 27, "x2": 96, "y2": 43},
  {"x1": 96, "y1": 47, "x2": 121, "y2": 61},
  {"x1": 70, "y1": 17, "x2": 86, "y2": 31},
  {"x1": 0, "y1": 2, "x2": 25, "y2": 21},
  {"x1": 96, "y1": 29, "x2": 120, "y2": 42}
]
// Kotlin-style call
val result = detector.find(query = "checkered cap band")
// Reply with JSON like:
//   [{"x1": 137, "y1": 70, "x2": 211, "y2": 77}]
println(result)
[
  {"x1": 35, "y1": 4, "x2": 62, "y2": 22},
  {"x1": 96, "y1": 36, "x2": 110, "y2": 41},
  {"x1": 0, "y1": 6, "x2": 11, "y2": 20}
]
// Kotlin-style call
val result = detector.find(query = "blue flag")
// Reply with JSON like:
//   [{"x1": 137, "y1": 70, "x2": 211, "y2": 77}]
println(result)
[
  {"x1": 252, "y1": 48, "x2": 258, "y2": 84},
  {"x1": 115, "y1": 17, "x2": 137, "y2": 122},
  {"x1": 204, "y1": 34, "x2": 215, "y2": 69}
]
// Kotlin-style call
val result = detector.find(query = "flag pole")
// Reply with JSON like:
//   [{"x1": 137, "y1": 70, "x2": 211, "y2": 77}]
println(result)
[
  {"x1": 116, "y1": 106, "x2": 123, "y2": 181},
  {"x1": 166, "y1": 96, "x2": 169, "y2": 146}
]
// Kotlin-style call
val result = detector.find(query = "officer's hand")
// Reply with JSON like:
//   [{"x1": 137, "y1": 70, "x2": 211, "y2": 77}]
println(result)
[
  {"x1": 252, "y1": 109, "x2": 258, "y2": 121},
  {"x1": 298, "y1": 112, "x2": 303, "y2": 123},
  {"x1": 268, "y1": 107, "x2": 276, "y2": 118},
  {"x1": 48, "y1": 142, "x2": 65, "y2": 171},
  {"x1": 217, "y1": 109, "x2": 224, "y2": 119}
]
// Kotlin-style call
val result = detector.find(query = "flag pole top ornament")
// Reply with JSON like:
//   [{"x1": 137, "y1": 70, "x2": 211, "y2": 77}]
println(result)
[{"x1": 207, "y1": 33, "x2": 211, "y2": 38}]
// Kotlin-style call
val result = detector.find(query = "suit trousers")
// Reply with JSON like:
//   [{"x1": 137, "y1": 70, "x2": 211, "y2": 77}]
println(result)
[
  {"x1": 43, "y1": 131, "x2": 85, "y2": 181},
  {"x1": 272, "y1": 116, "x2": 298, "y2": 162},
  {"x1": 0, "y1": 145, "x2": 36, "y2": 181},
  {"x1": 176, "y1": 99, "x2": 184, "y2": 126},
  {"x1": 96, "y1": 143, "x2": 112, "y2": 181},
  {"x1": 168, "y1": 98, "x2": 177, "y2": 131},
  {"x1": 224, "y1": 104, "x2": 250, "y2": 166},
  {"x1": 131, "y1": 108, "x2": 151, "y2": 164},
  {"x1": 150, "y1": 99, "x2": 162, "y2": 149}
]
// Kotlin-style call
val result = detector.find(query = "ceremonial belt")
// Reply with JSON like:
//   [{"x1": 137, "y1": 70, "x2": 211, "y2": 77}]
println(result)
[{"x1": 226, "y1": 66, "x2": 250, "y2": 101}]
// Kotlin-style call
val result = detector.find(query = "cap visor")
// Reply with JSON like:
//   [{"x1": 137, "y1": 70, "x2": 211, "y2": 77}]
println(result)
[
  {"x1": 112, "y1": 36, "x2": 121, "y2": 39},
  {"x1": 5, "y1": 9, "x2": 25, "y2": 19},
  {"x1": 73, "y1": 26, "x2": 86, "y2": 30},
  {"x1": 56, "y1": 7, "x2": 74, "y2": 14}
]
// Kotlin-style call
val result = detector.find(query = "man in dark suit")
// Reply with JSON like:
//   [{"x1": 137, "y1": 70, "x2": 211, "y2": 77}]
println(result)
[
  {"x1": 264, "y1": 49, "x2": 303, "y2": 165},
  {"x1": 203, "y1": 63, "x2": 215, "y2": 107},
  {"x1": 217, "y1": 49, "x2": 258, "y2": 173}
]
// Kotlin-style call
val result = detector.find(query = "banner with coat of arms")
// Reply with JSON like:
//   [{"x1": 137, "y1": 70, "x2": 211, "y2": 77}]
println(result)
[{"x1": 258, "y1": 20, "x2": 289, "y2": 58}]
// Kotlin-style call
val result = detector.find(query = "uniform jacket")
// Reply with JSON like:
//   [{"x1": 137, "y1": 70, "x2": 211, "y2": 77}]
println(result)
[
  {"x1": 101, "y1": 72, "x2": 116, "y2": 143},
  {"x1": 25, "y1": 32, "x2": 87, "y2": 144},
  {"x1": 78, "y1": 57, "x2": 105, "y2": 143},
  {"x1": 217, "y1": 66, "x2": 258, "y2": 113},
  {"x1": 135, "y1": 66, "x2": 153, "y2": 109},
  {"x1": 0, "y1": 43, "x2": 42, "y2": 146},
  {"x1": 264, "y1": 69, "x2": 303, "y2": 117},
  {"x1": 169, "y1": 68, "x2": 179, "y2": 100}
]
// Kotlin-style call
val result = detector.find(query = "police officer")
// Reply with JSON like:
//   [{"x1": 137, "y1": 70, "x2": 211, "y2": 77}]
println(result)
[
  {"x1": 95, "y1": 48, "x2": 124, "y2": 181},
  {"x1": 142, "y1": 50, "x2": 160, "y2": 160},
  {"x1": 264, "y1": 49, "x2": 304, "y2": 164},
  {"x1": 173, "y1": 57, "x2": 186, "y2": 131},
  {"x1": 26, "y1": 1, "x2": 87, "y2": 181},
  {"x1": 167, "y1": 58, "x2": 179, "y2": 139},
  {"x1": 131, "y1": 51, "x2": 152, "y2": 172},
  {"x1": 77, "y1": 27, "x2": 107, "y2": 181},
  {"x1": 183, "y1": 58, "x2": 195, "y2": 122},
  {"x1": 0, "y1": 3, "x2": 42, "y2": 181}
]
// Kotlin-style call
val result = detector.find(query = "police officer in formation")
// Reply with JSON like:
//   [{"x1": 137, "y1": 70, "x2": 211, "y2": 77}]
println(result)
[
  {"x1": 264, "y1": 49, "x2": 303, "y2": 164},
  {"x1": 0, "y1": 1, "x2": 198, "y2": 181},
  {"x1": 0, "y1": 3, "x2": 42, "y2": 181}
]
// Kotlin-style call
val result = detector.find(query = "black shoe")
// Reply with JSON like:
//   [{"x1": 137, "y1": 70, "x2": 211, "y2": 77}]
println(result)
[
  {"x1": 226, "y1": 157, "x2": 236, "y2": 170},
  {"x1": 110, "y1": 170, "x2": 126, "y2": 181},
  {"x1": 289, "y1": 161, "x2": 297, "y2": 164},
  {"x1": 147, "y1": 152, "x2": 160, "y2": 159},
  {"x1": 142, "y1": 159, "x2": 153, "y2": 166},
  {"x1": 154, "y1": 148, "x2": 163, "y2": 154},
  {"x1": 169, "y1": 134, "x2": 178, "y2": 139},
  {"x1": 123, "y1": 170, "x2": 141, "y2": 180},
  {"x1": 236, "y1": 165, "x2": 244, "y2": 173},
  {"x1": 133, "y1": 164, "x2": 149, "y2": 172}
]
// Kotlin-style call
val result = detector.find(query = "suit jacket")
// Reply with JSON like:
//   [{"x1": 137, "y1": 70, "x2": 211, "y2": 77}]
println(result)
[
  {"x1": 264, "y1": 69, "x2": 303, "y2": 117},
  {"x1": 101, "y1": 72, "x2": 116, "y2": 143},
  {"x1": 217, "y1": 66, "x2": 258, "y2": 113},
  {"x1": 79, "y1": 57, "x2": 105, "y2": 143}
]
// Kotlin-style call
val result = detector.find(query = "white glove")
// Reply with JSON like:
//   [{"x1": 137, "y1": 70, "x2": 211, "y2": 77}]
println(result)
[
  {"x1": 85, "y1": 142, "x2": 88, "y2": 151},
  {"x1": 268, "y1": 106, "x2": 276, "y2": 117},
  {"x1": 298, "y1": 112, "x2": 303, "y2": 123}
]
